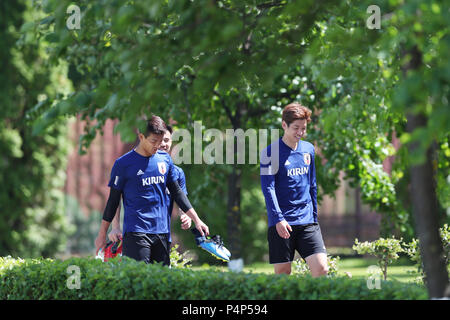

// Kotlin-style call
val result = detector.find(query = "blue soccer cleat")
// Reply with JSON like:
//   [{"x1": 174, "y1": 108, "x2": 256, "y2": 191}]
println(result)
[
  {"x1": 191, "y1": 228, "x2": 231, "y2": 262},
  {"x1": 211, "y1": 235, "x2": 231, "y2": 258}
]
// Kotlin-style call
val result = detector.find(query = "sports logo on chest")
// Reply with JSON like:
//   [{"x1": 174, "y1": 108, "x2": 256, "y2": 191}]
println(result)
[
  {"x1": 157, "y1": 162, "x2": 167, "y2": 175},
  {"x1": 303, "y1": 153, "x2": 311, "y2": 165},
  {"x1": 287, "y1": 167, "x2": 309, "y2": 177},
  {"x1": 142, "y1": 176, "x2": 165, "y2": 186}
]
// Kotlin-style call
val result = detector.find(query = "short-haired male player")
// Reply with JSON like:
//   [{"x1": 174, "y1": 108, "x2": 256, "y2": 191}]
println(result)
[
  {"x1": 95, "y1": 115, "x2": 209, "y2": 265},
  {"x1": 107, "y1": 124, "x2": 192, "y2": 246},
  {"x1": 260, "y1": 102, "x2": 328, "y2": 276}
]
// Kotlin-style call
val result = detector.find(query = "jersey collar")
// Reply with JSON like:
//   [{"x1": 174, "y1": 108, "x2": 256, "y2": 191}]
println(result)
[{"x1": 280, "y1": 137, "x2": 301, "y2": 152}]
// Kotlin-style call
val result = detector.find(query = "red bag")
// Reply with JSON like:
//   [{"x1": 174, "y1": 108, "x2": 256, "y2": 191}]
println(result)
[{"x1": 98, "y1": 240, "x2": 122, "y2": 262}]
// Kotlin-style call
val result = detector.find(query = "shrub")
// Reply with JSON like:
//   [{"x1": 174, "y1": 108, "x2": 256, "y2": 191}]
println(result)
[
  {"x1": 404, "y1": 224, "x2": 450, "y2": 282},
  {"x1": 169, "y1": 244, "x2": 192, "y2": 269},
  {"x1": 441, "y1": 224, "x2": 450, "y2": 267},
  {"x1": 404, "y1": 238, "x2": 424, "y2": 280},
  {"x1": 353, "y1": 237, "x2": 404, "y2": 280},
  {"x1": 0, "y1": 256, "x2": 427, "y2": 300},
  {"x1": 292, "y1": 255, "x2": 340, "y2": 277}
]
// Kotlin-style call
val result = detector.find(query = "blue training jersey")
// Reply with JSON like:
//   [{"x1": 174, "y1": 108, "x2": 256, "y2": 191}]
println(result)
[
  {"x1": 260, "y1": 138, "x2": 318, "y2": 227},
  {"x1": 165, "y1": 165, "x2": 188, "y2": 243},
  {"x1": 108, "y1": 149, "x2": 178, "y2": 235}
]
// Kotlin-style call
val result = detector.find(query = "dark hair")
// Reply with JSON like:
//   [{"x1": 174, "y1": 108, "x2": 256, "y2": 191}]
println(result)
[
  {"x1": 166, "y1": 124, "x2": 173, "y2": 134},
  {"x1": 144, "y1": 115, "x2": 167, "y2": 137},
  {"x1": 282, "y1": 102, "x2": 312, "y2": 126}
]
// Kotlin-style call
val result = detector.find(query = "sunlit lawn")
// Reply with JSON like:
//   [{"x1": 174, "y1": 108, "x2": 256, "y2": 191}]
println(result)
[
  {"x1": 192, "y1": 257, "x2": 422, "y2": 284},
  {"x1": 334, "y1": 257, "x2": 419, "y2": 283}
]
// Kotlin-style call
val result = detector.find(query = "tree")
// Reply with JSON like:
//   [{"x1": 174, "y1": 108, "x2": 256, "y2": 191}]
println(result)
[
  {"x1": 0, "y1": 0, "x2": 73, "y2": 257},
  {"x1": 304, "y1": 0, "x2": 449, "y2": 298}
]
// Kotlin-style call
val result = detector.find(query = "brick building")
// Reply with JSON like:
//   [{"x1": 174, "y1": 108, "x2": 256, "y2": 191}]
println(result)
[{"x1": 65, "y1": 117, "x2": 132, "y2": 216}]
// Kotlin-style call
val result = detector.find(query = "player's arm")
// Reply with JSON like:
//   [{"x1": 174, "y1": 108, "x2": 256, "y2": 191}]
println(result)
[
  {"x1": 169, "y1": 171, "x2": 188, "y2": 220},
  {"x1": 108, "y1": 205, "x2": 122, "y2": 242},
  {"x1": 172, "y1": 202, "x2": 191, "y2": 230},
  {"x1": 309, "y1": 148, "x2": 318, "y2": 220},
  {"x1": 260, "y1": 173, "x2": 292, "y2": 239},
  {"x1": 175, "y1": 169, "x2": 192, "y2": 229},
  {"x1": 260, "y1": 175, "x2": 283, "y2": 222},
  {"x1": 95, "y1": 187, "x2": 122, "y2": 254},
  {"x1": 112, "y1": 207, "x2": 121, "y2": 229},
  {"x1": 167, "y1": 180, "x2": 209, "y2": 236}
]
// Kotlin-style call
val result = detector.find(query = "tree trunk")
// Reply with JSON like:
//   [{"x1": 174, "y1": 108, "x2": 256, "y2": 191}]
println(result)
[
  {"x1": 355, "y1": 187, "x2": 362, "y2": 240},
  {"x1": 227, "y1": 164, "x2": 242, "y2": 259},
  {"x1": 225, "y1": 102, "x2": 244, "y2": 261},
  {"x1": 406, "y1": 113, "x2": 449, "y2": 298},
  {"x1": 404, "y1": 46, "x2": 449, "y2": 298}
]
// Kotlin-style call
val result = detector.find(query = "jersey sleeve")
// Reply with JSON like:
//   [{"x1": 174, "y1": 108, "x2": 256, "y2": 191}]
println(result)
[
  {"x1": 108, "y1": 160, "x2": 126, "y2": 191},
  {"x1": 166, "y1": 155, "x2": 178, "y2": 185},
  {"x1": 309, "y1": 146, "x2": 318, "y2": 221},
  {"x1": 260, "y1": 147, "x2": 284, "y2": 224},
  {"x1": 177, "y1": 167, "x2": 188, "y2": 195}
]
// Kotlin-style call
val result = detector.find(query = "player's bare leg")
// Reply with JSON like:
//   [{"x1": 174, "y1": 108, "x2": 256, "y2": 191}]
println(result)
[
  {"x1": 305, "y1": 253, "x2": 328, "y2": 277},
  {"x1": 274, "y1": 262, "x2": 292, "y2": 275}
]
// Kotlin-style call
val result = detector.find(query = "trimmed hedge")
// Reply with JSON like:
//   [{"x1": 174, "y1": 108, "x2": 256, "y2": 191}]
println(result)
[{"x1": 0, "y1": 256, "x2": 427, "y2": 300}]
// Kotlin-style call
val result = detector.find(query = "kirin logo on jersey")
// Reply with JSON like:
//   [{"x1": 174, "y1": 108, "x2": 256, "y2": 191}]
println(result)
[
  {"x1": 287, "y1": 167, "x2": 309, "y2": 177},
  {"x1": 303, "y1": 153, "x2": 311, "y2": 165},
  {"x1": 157, "y1": 162, "x2": 167, "y2": 175},
  {"x1": 142, "y1": 176, "x2": 165, "y2": 186}
]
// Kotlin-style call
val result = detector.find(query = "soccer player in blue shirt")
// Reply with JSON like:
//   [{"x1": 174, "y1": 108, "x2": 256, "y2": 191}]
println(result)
[
  {"x1": 107, "y1": 125, "x2": 192, "y2": 245},
  {"x1": 161, "y1": 125, "x2": 193, "y2": 238},
  {"x1": 260, "y1": 102, "x2": 328, "y2": 276},
  {"x1": 95, "y1": 115, "x2": 209, "y2": 265}
]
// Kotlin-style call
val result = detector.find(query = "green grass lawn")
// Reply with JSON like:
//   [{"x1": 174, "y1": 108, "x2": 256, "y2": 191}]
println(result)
[
  {"x1": 193, "y1": 257, "x2": 422, "y2": 284},
  {"x1": 334, "y1": 257, "x2": 420, "y2": 283}
]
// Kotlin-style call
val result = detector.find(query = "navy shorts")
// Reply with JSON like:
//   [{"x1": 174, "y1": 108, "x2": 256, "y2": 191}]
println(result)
[
  {"x1": 122, "y1": 232, "x2": 170, "y2": 266},
  {"x1": 268, "y1": 222, "x2": 327, "y2": 264}
]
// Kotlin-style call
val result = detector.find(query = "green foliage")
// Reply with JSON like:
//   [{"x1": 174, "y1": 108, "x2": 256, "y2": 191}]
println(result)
[
  {"x1": 0, "y1": 256, "x2": 427, "y2": 300},
  {"x1": 354, "y1": 228, "x2": 450, "y2": 284},
  {"x1": 436, "y1": 140, "x2": 450, "y2": 217},
  {"x1": 0, "y1": 0, "x2": 73, "y2": 258},
  {"x1": 240, "y1": 172, "x2": 269, "y2": 263},
  {"x1": 169, "y1": 244, "x2": 192, "y2": 269},
  {"x1": 405, "y1": 224, "x2": 450, "y2": 280},
  {"x1": 292, "y1": 255, "x2": 340, "y2": 277},
  {"x1": 441, "y1": 224, "x2": 450, "y2": 267},
  {"x1": 30, "y1": 0, "x2": 333, "y2": 147},
  {"x1": 404, "y1": 238, "x2": 424, "y2": 280},
  {"x1": 353, "y1": 237, "x2": 404, "y2": 281},
  {"x1": 65, "y1": 195, "x2": 101, "y2": 255},
  {"x1": 306, "y1": 0, "x2": 450, "y2": 238}
]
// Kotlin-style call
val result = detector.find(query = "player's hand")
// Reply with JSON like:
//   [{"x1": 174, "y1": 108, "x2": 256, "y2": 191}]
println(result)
[
  {"x1": 95, "y1": 232, "x2": 107, "y2": 255},
  {"x1": 194, "y1": 219, "x2": 210, "y2": 237},
  {"x1": 180, "y1": 213, "x2": 192, "y2": 230},
  {"x1": 276, "y1": 220, "x2": 292, "y2": 239},
  {"x1": 108, "y1": 227, "x2": 122, "y2": 242}
]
